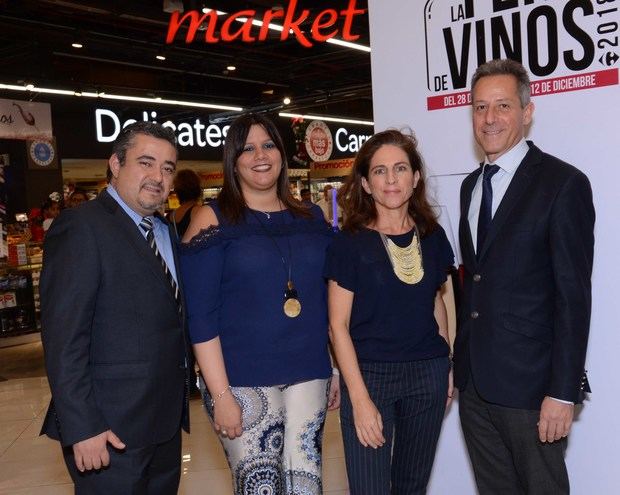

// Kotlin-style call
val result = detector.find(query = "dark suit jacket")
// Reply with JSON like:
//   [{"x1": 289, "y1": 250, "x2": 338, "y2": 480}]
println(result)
[
  {"x1": 40, "y1": 189, "x2": 190, "y2": 447},
  {"x1": 454, "y1": 142, "x2": 594, "y2": 410}
]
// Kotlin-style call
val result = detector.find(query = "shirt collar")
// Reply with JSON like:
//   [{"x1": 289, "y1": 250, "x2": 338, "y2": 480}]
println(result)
[
  {"x1": 484, "y1": 138, "x2": 529, "y2": 175},
  {"x1": 107, "y1": 184, "x2": 150, "y2": 227}
]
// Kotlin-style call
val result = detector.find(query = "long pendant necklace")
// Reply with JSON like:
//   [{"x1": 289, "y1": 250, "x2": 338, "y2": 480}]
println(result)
[
  {"x1": 250, "y1": 206, "x2": 302, "y2": 318},
  {"x1": 379, "y1": 224, "x2": 424, "y2": 285}
]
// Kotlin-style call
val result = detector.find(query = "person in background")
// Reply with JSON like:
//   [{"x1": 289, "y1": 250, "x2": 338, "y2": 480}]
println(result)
[
  {"x1": 455, "y1": 58, "x2": 595, "y2": 494},
  {"x1": 316, "y1": 184, "x2": 343, "y2": 227},
  {"x1": 169, "y1": 169, "x2": 203, "y2": 239},
  {"x1": 325, "y1": 129, "x2": 453, "y2": 494},
  {"x1": 300, "y1": 187, "x2": 313, "y2": 207},
  {"x1": 315, "y1": 184, "x2": 333, "y2": 222},
  {"x1": 67, "y1": 188, "x2": 89, "y2": 208},
  {"x1": 41, "y1": 195, "x2": 62, "y2": 232},
  {"x1": 181, "y1": 113, "x2": 339, "y2": 494},
  {"x1": 40, "y1": 122, "x2": 190, "y2": 494}
]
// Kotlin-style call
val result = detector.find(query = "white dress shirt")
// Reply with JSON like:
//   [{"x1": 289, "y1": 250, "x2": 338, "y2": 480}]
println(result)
[{"x1": 467, "y1": 138, "x2": 529, "y2": 252}]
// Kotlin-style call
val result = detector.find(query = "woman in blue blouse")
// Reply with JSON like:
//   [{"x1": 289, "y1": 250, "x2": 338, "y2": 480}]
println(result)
[
  {"x1": 325, "y1": 130, "x2": 454, "y2": 494},
  {"x1": 181, "y1": 114, "x2": 339, "y2": 494}
]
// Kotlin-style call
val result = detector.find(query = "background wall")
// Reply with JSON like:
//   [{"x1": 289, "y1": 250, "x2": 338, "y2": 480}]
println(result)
[{"x1": 368, "y1": 1, "x2": 619, "y2": 492}]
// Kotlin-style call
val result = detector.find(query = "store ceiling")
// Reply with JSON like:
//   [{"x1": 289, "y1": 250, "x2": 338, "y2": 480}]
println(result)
[{"x1": 0, "y1": 0, "x2": 372, "y2": 122}]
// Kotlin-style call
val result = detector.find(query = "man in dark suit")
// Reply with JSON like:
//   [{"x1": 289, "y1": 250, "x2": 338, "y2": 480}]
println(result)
[
  {"x1": 40, "y1": 122, "x2": 190, "y2": 494},
  {"x1": 454, "y1": 59, "x2": 594, "y2": 494}
]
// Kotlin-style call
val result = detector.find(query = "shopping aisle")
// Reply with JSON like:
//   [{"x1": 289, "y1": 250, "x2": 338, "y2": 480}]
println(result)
[{"x1": 0, "y1": 343, "x2": 349, "y2": 494}]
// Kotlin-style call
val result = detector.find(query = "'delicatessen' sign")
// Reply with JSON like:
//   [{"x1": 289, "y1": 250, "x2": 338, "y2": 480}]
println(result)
[{"x1": 24, "y1": 95, "x2": 372, "y2": 162}]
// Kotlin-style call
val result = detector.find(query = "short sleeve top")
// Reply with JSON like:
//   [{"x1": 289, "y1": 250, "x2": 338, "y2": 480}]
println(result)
[
  {"x1": 324, "y1": 225, "x2": 454, "y2": 362},
  {"x1": 181, "y1": 203, "x2": 333, "y2": 386}
]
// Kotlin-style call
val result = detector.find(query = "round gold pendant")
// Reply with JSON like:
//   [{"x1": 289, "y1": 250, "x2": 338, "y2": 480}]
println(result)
[{"x1": 283, "y1": 298, "x2": 301, "y2": 318}]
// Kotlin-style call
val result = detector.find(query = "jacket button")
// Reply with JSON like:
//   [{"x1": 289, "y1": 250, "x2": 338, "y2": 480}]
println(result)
[
  {"x1": 471, "y1": 311, "x2": 479, "y2": 319},
  {"x1": 473, "y1": 274, "x2": 481, "y2": 282}
]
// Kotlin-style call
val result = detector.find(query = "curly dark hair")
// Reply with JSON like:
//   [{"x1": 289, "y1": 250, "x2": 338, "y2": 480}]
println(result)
[{"x1": 339, "y1": 129, "x2": 438, "y2": 236}]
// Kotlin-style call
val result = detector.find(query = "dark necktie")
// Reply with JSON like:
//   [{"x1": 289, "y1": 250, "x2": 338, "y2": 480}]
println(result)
[
  {"x1": 139, "y1": 216, "x2": 181, "y2": 310},
  {"x1": 476, "y1": 164, "x2": 500, "y2": 256}
]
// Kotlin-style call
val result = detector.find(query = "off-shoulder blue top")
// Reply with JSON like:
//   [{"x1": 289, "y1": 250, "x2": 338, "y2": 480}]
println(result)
[{"x1": 180, "y1": 202, "x2": 333, "y2": 387}]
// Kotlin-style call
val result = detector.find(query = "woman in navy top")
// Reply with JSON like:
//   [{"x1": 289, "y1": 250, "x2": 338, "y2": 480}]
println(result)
[
  {"x1": 325, "y1": 129, "x2": 454, "y2": 494},
  {"x1": 181, "y1": 114, "x2": 338, "y2": 495}
]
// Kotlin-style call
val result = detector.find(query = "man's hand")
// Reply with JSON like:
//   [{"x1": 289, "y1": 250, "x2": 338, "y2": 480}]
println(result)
[
  {"x1": 538, "y1": 397, "x2": 574, "y2": 443},
  {"x1": 72, "y1": 430, "x2": 125, "y2": 472}
]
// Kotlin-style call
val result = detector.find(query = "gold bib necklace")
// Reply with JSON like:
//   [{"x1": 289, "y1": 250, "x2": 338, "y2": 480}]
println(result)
[{"x1": 379, "y1": 224, "x2": 424, "y2": 285}]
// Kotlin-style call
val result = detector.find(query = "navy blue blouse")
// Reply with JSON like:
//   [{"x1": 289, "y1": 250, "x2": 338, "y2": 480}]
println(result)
[
  {"x1": 180, "y1": 203, "x2": 333, "y2": 387},
  {"x1": 324, "y1": 225, "x2": 454, "y2": 363}
]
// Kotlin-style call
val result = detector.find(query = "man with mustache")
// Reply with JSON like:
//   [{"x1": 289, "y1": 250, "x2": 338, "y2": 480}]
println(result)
[{"x1": 40, "y1": 122, "x2": 190, "y2": 494}]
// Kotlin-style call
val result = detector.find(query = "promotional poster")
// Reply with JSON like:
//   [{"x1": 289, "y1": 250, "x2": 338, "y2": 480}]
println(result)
[{"x1": 369, "y1": 0, "x2": 619, "y2": 492}]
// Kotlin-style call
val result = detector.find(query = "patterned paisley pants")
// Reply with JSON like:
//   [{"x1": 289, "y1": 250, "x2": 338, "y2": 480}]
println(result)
[{"x1": 203, "y1": 378, "x2": 330, "y2": 495}]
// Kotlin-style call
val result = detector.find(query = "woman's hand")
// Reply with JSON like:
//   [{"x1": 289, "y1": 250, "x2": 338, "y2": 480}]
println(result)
[
  {"x1": 352, "y1": 396, "x2": 385, "y2": 449},
  {"x1": 213, "y1": 392, "x2": 243, "y2": 440},
  {"x1": 447, "y1": 368, "x2": 454, "y2": 407},
  {"x1": 327, "y1": 376, "x2": 341, "y2": 410}
]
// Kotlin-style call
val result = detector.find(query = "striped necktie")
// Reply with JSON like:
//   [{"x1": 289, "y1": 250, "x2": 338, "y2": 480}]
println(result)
[{"x1": 139, "y1": 216, "x2": 181, "y2": 311}]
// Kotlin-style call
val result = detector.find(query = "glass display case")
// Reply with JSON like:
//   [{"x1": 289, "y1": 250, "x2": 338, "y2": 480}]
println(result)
[{"x1": 0, "y1": 264, "x2": 40, "y2": 337}]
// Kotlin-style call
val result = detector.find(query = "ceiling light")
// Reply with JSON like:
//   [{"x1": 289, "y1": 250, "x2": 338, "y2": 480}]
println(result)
[
  {"x1": 33, "y1": 87, "x2": 75, "y2": 96},
  {"x1": 202, "y1": 7, "x2": 225, "y2": 15},
  {"x1": 279, "y1": 112, "x2": 374, "y2": 126},
  {"x1": 283, "y1": 97, "x2": 291, "y2": 105},
  {"x1": 0, "y1": 83, "x2": 26, "y2": 91},
  {"x1": 71, "y1": 32, "x2": 84, "y2": 49},
  {"x1": 0, "y1": 82, "x2": 243, "y2": 112},
  {"x1": 226, "y1": 65, "x2": 236, "y2": 71}
]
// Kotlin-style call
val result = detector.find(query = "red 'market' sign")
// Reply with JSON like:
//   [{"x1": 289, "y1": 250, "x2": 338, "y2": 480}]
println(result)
[{"x1": 165, "y1": 0, "x2": 366, "y2": 48}]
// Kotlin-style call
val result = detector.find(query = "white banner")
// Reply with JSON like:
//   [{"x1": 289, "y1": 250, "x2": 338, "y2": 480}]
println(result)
[
  {"x1": 0, "y1": 98, "x2": 53, "y2": 140},
  {"x1": 369, "y1": 0, "x2": 619, "y2": 493}
]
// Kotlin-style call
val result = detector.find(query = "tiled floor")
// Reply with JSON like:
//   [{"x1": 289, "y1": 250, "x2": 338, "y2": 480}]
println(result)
[{"x1": 0, "y1": 345, "x2": 349, "y2": 494}]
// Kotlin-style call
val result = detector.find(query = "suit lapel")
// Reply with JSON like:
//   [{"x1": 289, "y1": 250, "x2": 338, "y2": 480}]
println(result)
[
  {"x1": 477, "y1": 144, "x2": 542, "y2": 260},
  {"x1": 97, "y1": 190, "x2": 175, "y2": 300},
  {"x1": 460, "y1": 168, "x2": 481, "y2": 266},
  {"x1": 167, "y1": 221, "x2": 186, "y2": 321}
]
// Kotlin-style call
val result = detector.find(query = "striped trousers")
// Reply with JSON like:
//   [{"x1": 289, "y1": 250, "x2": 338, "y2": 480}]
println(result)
[{"x1": 340, "y1": 357, "x2": 449, "y2": 495}]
